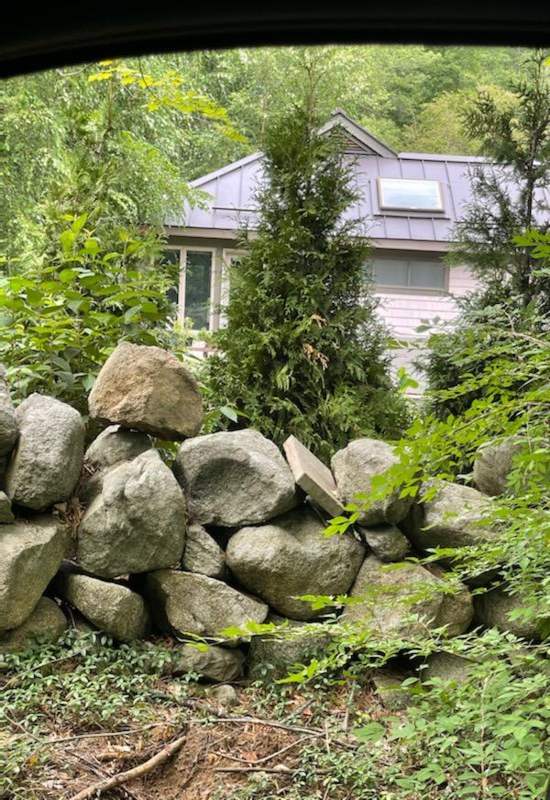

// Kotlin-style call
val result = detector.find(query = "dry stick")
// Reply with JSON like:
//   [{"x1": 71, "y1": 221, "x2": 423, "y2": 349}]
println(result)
[
  {"x1": 214, "y1": 765, "x2": 296, "y2": 775},
  {"x1": 66, "y1": 750, "x2": 142, "y2": 800},
  {"x1": 46, "y1": 722, "x2": 176, "y2": 745},
  {"x1": 67, "y1": 731, "x2": 187, "y2": 800},
  {"x1": 212, "y1": 734, "x2": 316, "y2": 766},
  {"x1": 195, "y1": 715, "x2": 357, "y2": 751}
]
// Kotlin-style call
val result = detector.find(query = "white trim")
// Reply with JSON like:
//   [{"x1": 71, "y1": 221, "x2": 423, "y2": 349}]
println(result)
[{"x1": 190, "y1": 152, "x2": 263, "y2": 188}]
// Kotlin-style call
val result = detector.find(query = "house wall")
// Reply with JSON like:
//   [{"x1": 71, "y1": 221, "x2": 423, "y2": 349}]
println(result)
[
  {"x1": 167, "y1": 234, "x2": 478, "y2": 384},
  {"x1": 377, "y1": 264, "x2": 478, "y2": 340}
]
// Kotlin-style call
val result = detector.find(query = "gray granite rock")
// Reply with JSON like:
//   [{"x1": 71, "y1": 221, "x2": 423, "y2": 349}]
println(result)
[
  {"x1": 57, "y1": 571, "x2": 150, "y2": 641},
  {"x1": 473, "y1": 437, "x2": 523, "y2": 497},
  {"x1": 6, "y1": 394, "x2": 85, "y2": 511},
  {"x1": 248, "y1": 613, "x2": 332, "y2": 680},
  {"x1": 167, "y1": 643, "x2": 245, "y2": 682},
  {"x1": 474, "y1": 587, "x2": 542, "y2": 641},
  {"x1": 0, "y1": 366, "x2": 18, "y2": 459},
  {"x1": 331, "y1": 438, "x2": 411, "y2": 525},
  {"x1": 175, "y1": 429, "x2": 298, "y2": 528},
  {"x1": 144, "y1": 569, "x2": 268, "y2": 642},
  {"x1": 0, "y1": 516, "x2": 67, "y2": 631},
  {"x1": 342, "y1": 555, "x2": 473, "y2": 639},
  {"x1": 403, "y1": 481, "x2": 498, "y2": 553},
  {"x1": 0, "y1": 597, "x2": 66, "y2": 652},
  {"x1": 182, "y1": 523, "x2": 225, "y2": 579},
  {"x1": 226, "y1": 507, "x2": 365, "y2": 620},
  {"x1": 360, "y1": 523, "x2": 410, "y2": 562},
  {"x1": 283, "y1": 435, "x2": 343, "y2": 517},
  {"x1": 0, "y1": 491, "x2": 14, "y2": 523},
  {"x1": 89, "y1": 342, "x2": 203, "y2": 440},
  {"x1": 77, "y1": 450, "x2": 186, "y2": 578}
]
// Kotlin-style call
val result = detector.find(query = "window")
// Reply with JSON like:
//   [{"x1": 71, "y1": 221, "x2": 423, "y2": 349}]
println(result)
[
  {"x1": 369, "y1": 257, "x2": 447, "y2": 291},
  {"x1": 163, "y1": 249, "x2": 181, "y2": 305},
  {"x1": 378, "y1": 177, "x2": 444, "y2": 212},
  {"x1": 163, "y1": 248, "x2": 215, "y2": 330}
]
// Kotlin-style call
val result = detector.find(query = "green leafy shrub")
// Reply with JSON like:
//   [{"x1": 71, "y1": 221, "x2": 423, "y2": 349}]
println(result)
[{"x1": 0, "y1": 214, "x2": 179, "y2": 410}]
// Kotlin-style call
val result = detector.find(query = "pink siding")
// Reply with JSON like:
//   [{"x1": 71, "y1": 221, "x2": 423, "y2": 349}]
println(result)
[{"x1": 375, "y1": 265, "x2": 479, "y2": 340}]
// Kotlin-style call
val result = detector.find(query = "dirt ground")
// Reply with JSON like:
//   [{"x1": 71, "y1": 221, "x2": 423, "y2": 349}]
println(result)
[{"x1": 22, "y1": 683, "x2": 378, "y2": 800}]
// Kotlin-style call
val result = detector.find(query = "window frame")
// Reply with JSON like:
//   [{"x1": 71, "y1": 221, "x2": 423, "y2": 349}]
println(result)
[
  {"x1": 369, "y1": 254, "x2": 449, "y2": 294},
  {"x1": 165, "y1": 245, "x2": 217, "y2": 331},
  {"x1": 377, "y1": 176, "x2": 445, "y2": 213},
  {"x1": 220, "y1": 248, "x2": 246, "y2": 328}
]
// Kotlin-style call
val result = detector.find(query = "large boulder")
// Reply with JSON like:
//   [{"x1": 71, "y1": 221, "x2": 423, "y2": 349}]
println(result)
[
  {"x1": 422, "y1": 652, "x2": 474, "y2": 683},
  {"x1": 5, "y1": 394, "x2": 85, "y2": 511},
  {"x1": 56, "y1": 571, "x2": 150, "y2": 641},
  {"x1": 85, "y1": 425, "x2": 152, "y2": 470},
  {"x1": 360, "y1": 523, "x2": 410, "y2": 562},
  {"x1": 473, "y1": 438, "x2": 523, "y2": 497},
  {"x1": 248, "y1": 614, "x2": 332, "y2": 680},
  {"x1": 182, "y1": 523, "x2": 225, "y2": 579},
  {"x1": 88, "y1": 342, "x2": 203, "y2": 440},
  {"x1": 0, "y1": 597, "x2": 66, "y2": 653},
  {"x1": 474, "y1": 587, "x2": 542, "y2": 641},
  {"x1": 145, "y1": 570, "x2": 268, "y2": 642},
  {"x1": 77, "y1": 450, "x2": 186, "y2": 578},
  {"x1": 0, "y1": 491, "x2": 14, "y2": 524},
  {"x1": 225, "y1": 507, "x2": 365, "y2": 620},
  {"x1": 0, "y1": 516, "x2": 67, "y2": 631},
  {"x1": 167, "y1": 643, "x2": 245, "y2": 682},
  {"x1": 342, "y1": 555, "x2": 473, "y2": 639},
  {"x1": 403, "y1": 481, "x2": 498, "y2": 552},
  {"x1": 331, "y1": 438, "x2": 411, "y2": 525},
  {"x1": 174, "y1": 429, "x2": 298, "y2": 527},
  {"x1": 0, "y1": 366, "x2": 18, "y2": 459},
  {"x1": 80, "y1": 425, "x2": 152, "y2": 504}
]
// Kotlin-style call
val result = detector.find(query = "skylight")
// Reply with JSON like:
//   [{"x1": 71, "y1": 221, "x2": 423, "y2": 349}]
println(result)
[{"x1": 378, "y1": 177, "x2": 444, "y2": 212}]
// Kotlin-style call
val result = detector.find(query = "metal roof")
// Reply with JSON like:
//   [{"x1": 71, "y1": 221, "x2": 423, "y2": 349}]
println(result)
[{"x1": 169, "y1": 110, "x2": 546, "y2": 247}]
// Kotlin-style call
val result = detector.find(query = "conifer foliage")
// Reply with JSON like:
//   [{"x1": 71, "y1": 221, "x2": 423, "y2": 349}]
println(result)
[{"x1": 206, "y1": 106, "x2": 408, "y2": 458}]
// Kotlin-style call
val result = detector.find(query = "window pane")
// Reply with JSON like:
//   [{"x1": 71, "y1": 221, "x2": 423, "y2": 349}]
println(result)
[
  {"x1": 379, "y1": 178, "x2": 443, "y2": 211},
  {"x1": 409, "y1": 260, "x2": 446, "y2": 289},
  {"x1": 163, "y1": 249, "x2": 180, "y2": 304},
  {"x1": 185, "y1": 251, "x2": 212, "y2": 330},
  {"x1": 372, "y1": 259, "x2": 408, "y2": 287}
]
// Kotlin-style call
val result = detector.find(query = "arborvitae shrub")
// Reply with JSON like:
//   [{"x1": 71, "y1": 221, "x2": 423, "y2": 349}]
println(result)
[{"x1": 205, "y1": 106, "x2": 409, "y2": 459}]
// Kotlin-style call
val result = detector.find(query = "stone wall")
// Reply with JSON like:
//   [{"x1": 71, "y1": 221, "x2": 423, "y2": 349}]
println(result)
[{"x1": 0, "y1": 343, "x2": 533, "y2": 684}]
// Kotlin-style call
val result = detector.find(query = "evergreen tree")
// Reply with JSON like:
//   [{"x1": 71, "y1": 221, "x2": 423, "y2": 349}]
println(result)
[
  {"x1": 451, "y1": 50, "x2": 550, "y2": 310},
  {"x1": 205, "y1": 106, "x2": 408, "y2": 458}
]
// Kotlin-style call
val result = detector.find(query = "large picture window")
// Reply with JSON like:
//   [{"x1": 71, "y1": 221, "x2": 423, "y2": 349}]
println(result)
[
  {"x1": 369, "y1": 257, "x2": 447, "y2": 291},
  {"x1": 378, "y1": 177, "x2": 444, "y2": 212}
]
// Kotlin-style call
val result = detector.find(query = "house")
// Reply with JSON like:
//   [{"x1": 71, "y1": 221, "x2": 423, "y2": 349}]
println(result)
[{"x1": 164, "y1": 109, "x2": 483, "y2": 386}]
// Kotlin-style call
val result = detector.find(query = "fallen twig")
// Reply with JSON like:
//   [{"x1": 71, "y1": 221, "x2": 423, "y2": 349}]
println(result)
[
  {"x1": 191, "y1": 714, "x2": 357, "y2": 751},
  {"x1": 47, "y1": 722, "x2": 176, "y2": 745},
  {"x1": 212, "y1": 733, "x2": 315, "y2": 766},
  {"x1": 67, "y1": 730, "x2": 187, "y2": 800},
  {"x1": 214, "y1": 765, "x2": 296, "y2": 775}
]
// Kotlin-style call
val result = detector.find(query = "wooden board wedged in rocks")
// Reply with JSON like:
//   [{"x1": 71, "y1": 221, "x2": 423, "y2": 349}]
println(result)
[
  {"x1": 283, "y1": 434, "x2": 344, "y2": 517},
  {"x1": 77, "y1": 450, "x2": 186, "y2": 578},
  {"x1": 331, "y1": 438, "x2": 412, "y2": 526},
  {"x1": 88, "y1": 342, "x2": 203, "y2": 440},
  {"x1": 144, "y1": 570, "x2": 268, "y2": 642},
  {"x1": 0, "y1": 516, "x2": 67, "y2": 631},
  {"x1": 175, "y1": 429, "x2": 298, "y2": 527},
  {"x1": 5, "y1": 394, "x2": 85, "y2": 511},
  {"x1": 225, "y1": 507, "x2": 365, "y2": 620}
]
